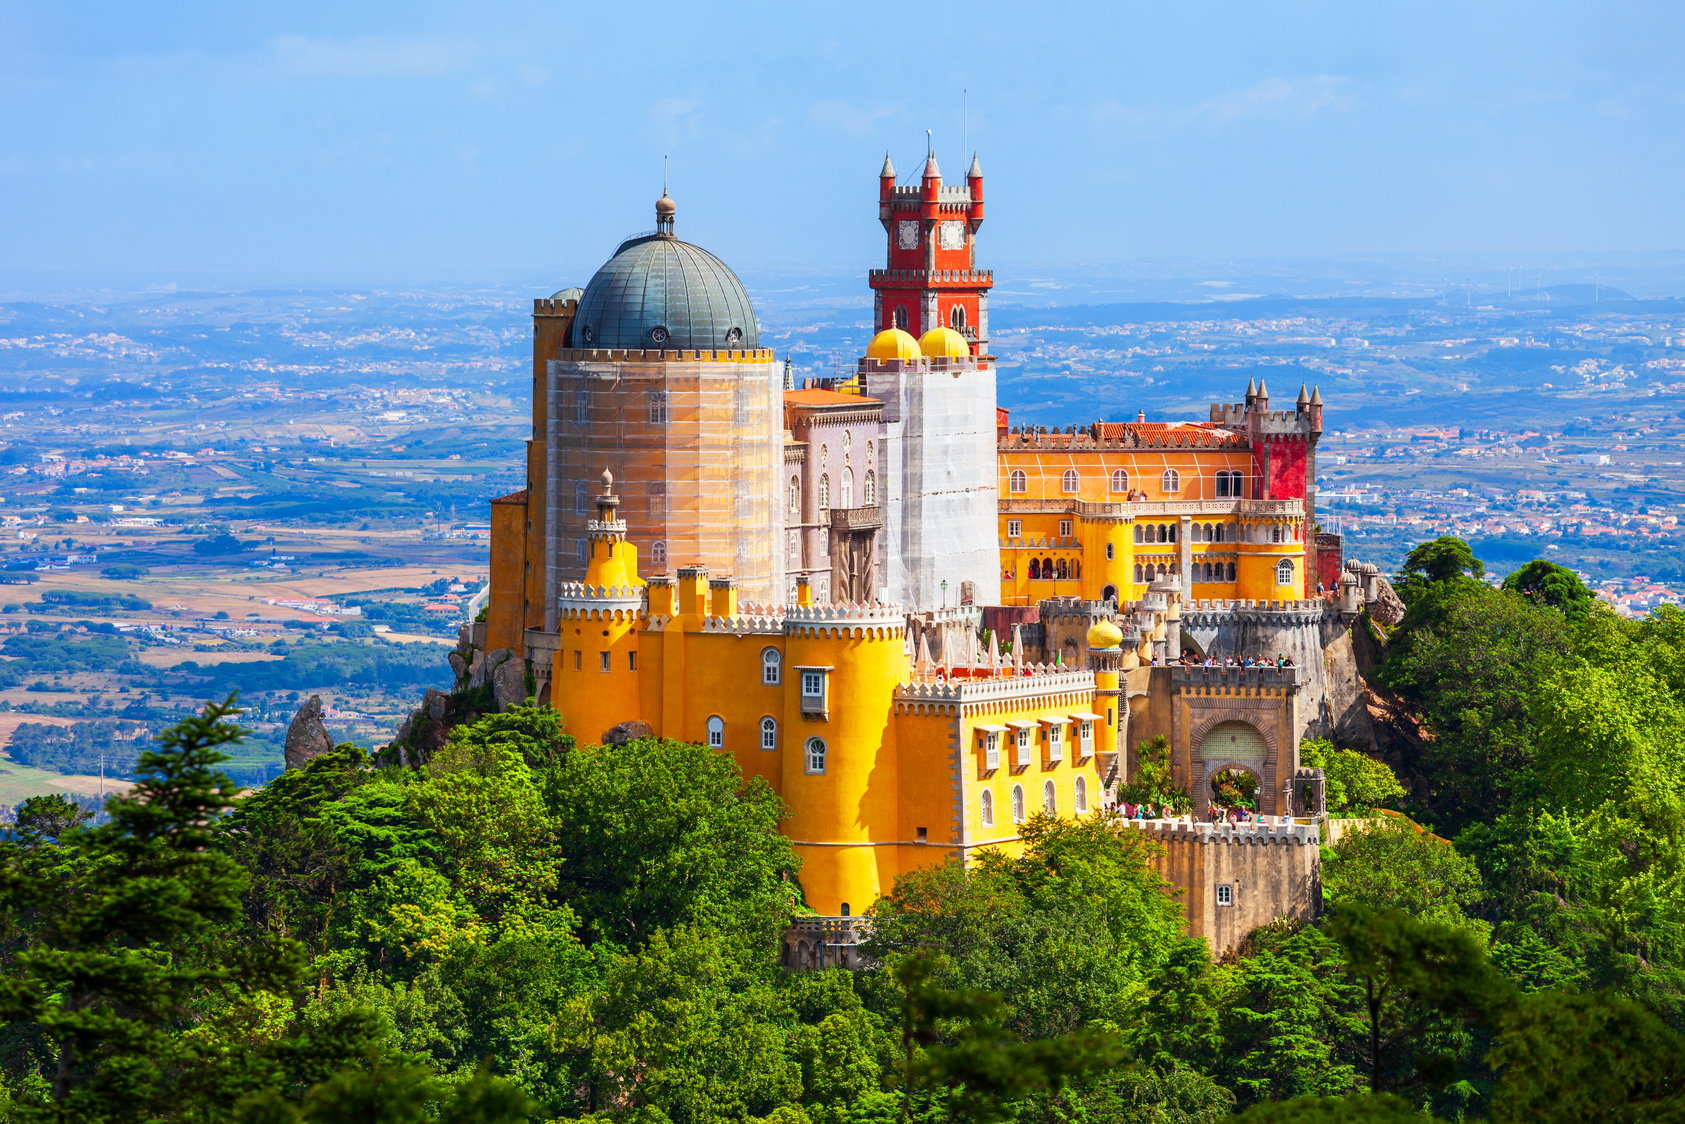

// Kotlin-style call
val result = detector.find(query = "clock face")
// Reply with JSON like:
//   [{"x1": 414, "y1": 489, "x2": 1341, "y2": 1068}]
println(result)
[
  {"x1": 897, "y1": 220, "x2": 920, "y2": 250},
  {"x1": 939, "y1": 220, "x2": 966, "y2": 250}
]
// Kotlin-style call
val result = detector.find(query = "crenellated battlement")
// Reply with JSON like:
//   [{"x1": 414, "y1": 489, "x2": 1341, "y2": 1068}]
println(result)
[
  {"x1": 894, "y1": 667, "x2": 1095, "y2": 712},
  {"x1": 784, "y1": 601, "x2": 906, "y2": 638},
  {"x1": 1170, "y1": 664, "x2": 1302, "y2": 691},
  {"x1": 1123, "y1": 818, "x2": 1319, "y2": 846}
]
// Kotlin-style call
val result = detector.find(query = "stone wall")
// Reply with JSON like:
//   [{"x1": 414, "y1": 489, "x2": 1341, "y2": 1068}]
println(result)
[{"x1": 1126, "y1": 818, "x2": 1321, "y2": 957}]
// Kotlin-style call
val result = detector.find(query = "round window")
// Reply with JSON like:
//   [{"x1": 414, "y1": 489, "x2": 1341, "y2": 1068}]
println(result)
[
  {"x1": 649, "y1": 325, "x2": 669, "y2": 345},
  {"x1": 580, "y1": 325, "x2": 595, "y2": 344},
  {"x1": 725, "y1": 326, "x2": 743, "y2": 345}
]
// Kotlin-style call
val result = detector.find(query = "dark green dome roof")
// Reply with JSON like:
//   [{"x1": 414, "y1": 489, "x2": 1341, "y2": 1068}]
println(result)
[{"x1": 573, "y1": 231, "x2": 759, "y2": 351}]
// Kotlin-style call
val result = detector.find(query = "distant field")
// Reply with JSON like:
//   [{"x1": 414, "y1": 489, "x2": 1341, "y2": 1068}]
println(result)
[
  {"x1": 4, "y1": 564, "x2": 477, "y2": 619},
  {"x1": 136, "y1": 649, "x2": 285, "y2": 668},
  {"x1": 0, "y1": 756, "x2": 123, "y2": 803},
  {"x1": 0, "y1": 713, "x2": 85, "y2": 745}
]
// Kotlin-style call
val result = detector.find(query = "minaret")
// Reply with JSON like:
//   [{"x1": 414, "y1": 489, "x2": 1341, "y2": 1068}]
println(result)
[{"x1": 870, "y1": 148, "x2": 992, "y2": 359}]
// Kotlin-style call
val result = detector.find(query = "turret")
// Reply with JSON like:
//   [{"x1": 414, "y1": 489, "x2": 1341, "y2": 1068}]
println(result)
[
  {"x1": 654, "y1": 192, "x2": 675, "y2": 238},
  {"x1": 967, "y1": 152, "x2": 984, "y2": 227},
  {"x1": 1308, "y1": 385, "x2": 1323, "y2": 432},
  {"x1": 879, "y1": 153, "x2": 895, "y2": 203},
  {"x1": 1254, "y1": 379, "x2": 1270, "y2": 410}
]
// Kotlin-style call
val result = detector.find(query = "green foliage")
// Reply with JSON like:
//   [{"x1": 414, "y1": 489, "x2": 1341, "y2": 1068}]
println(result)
[
  {"x1": 99, "y1": 563, "x2": 150, "y2": 580},
  {"x1": 1324, "y1": 821, "x2": 1484, "y2": 933},
  {"x1": 1393, "y1": 535, "x2": 1485, "y2": 606},
  {"x1": 1501, "y1": 559, "x2": 1594, "y2": 619},
  {"x1": 193, "y1": 532, "x2": 248, "y2": 556},
  {"x1": 865, "y1": 813, "x2": 1185, "y2": 1039},
  {"x1": 1300, "y1": 739, "x2": 1405, "y2": 814},
  {"x1": 1380, "y1": 582, "x2": 1573, "y2": 829},
  {"x1": 1228, "y1": 1092, "x2": 1446, "y2": 1122},
  {"x1": 1118, "y1": 735, "x2": 1193, "y2": 813}
]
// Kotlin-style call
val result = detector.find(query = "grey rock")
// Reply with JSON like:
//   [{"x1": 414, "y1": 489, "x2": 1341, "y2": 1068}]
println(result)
[
  {"x1": 492, "y1": 656, "x2": 527, "y2": 711},
  {"x1": 601, "y1": 719, "x2": 654, "y2": 746},
  {"x1": 284, "y1": 695, "x2": 334, "y2": 771},
  {"x1": 448, "y1": 650, "x2": 469, "y2": 684},
  {"x1": 1370, "y1": 577, "x2": 1406, "y2": 627}
]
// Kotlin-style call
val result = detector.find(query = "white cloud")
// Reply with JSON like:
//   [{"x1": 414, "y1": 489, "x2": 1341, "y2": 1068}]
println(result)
[
  {"x1": 268, "y1": 35, "x2": 478, "y2": 78},
  {"x1": 1195, "y1": 75, "x2": 1355, "y2": 124},
  {"x1": 808, "y1": 100, "x2": 898, "y2": 137}
]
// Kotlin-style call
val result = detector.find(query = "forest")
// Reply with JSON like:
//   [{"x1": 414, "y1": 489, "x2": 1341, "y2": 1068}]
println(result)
[{"x1": 0, "y1": 538, "x2": 1680, "y2": 1122}]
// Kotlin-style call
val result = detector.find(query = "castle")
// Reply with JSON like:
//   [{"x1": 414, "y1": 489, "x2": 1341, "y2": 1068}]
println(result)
[{"x1": 478, "y1": 153, "x2": 1378, "y2": 960}]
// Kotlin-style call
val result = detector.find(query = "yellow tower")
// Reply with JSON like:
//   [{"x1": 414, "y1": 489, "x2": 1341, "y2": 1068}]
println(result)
[{"x1": 549, "y1": 470, "x2": 646, "y2": 745}]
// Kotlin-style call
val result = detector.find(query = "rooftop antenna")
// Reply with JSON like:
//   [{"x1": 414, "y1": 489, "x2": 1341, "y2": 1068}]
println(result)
[{"x1": 662, "y1": 154, "x2": 668, "y2": 195}]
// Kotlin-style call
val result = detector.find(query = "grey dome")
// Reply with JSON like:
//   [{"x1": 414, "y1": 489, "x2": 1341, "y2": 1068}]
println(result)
[{"x1": 573, "y1": 233, "x2": 759, "y2": 351}]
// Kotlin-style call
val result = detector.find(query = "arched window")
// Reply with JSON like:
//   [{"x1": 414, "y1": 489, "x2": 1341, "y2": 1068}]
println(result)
[
  {"x1": 1028, "y1": 558, "x2": 1041, "y2": 580},
  {"x1": 1133, "y1": 564, "x2": 1144, "y2": 583},
  {"x1": 1133, "y1": 524, "x2": 1143, "y2": 544},
  {"x1": 788, "y1": 476, "x2": 800, "y2": 515},
  {"x1": 1041, "y1": 557, "x2": 1053, "y2": 579},
  {"x1": 1157, "y1": 524, "x2": 1169, "y2": 544},
  {"x1": 1009, "y1": 469, "x2": 1026, "y2": 494},
  {"x1": 1110, "y1": 468, "x2": 1128, "y2": 493},
  {"x1": 1276, "y1": 558, "x2": 1296, "y2": 586},
  {"x1": 1226, "y1": 561, "x2": 1237, "y2": 582},
  {"x1": 950, "y1": 304, "x2": 967, "y2": 331},
  {"x1": 980, "y1": 789, "x2": 994, "y2": 827},
  {"x1": 1214, "y1": 523, "x2": 1225, "y2": 543},
  {"x1": 1061, "y1": 469, "x2": 1079, "y2": 494},
  {"x1": 863, "y1": 471, "x2": 876, "y2": 505},
  {"x1": 648, "y1": 390, "x2": 668, "y2": 425},
  {"x1": 1157, "y1": 563, "x2": 1168, "y2": 578},
  {"x1": 762, "y1": 647, "x2": 781, "y2": 685},
  {"x1": 893, "y1": 307, "x2": 907, "y2": 330},
  {"x1": 1011, "y1": 784, "x2": 1026, "y2": 824},
  {"x1": 818, "y1": 473, "x2": 830, "y2": 509},
  {"x1": 841, "y1": 467, "x2": 854, "y2": 508},
  {"x1": 706, "y1": 715, "x2": 724, "y2": 749},
  {"x1": 805, "y1": 737, "x2": 827, "y2": 775},
  {"x1": 651, "y1": 541, "x2": 667, "y2": 568},
  {"x1": 1075, "y1": 775, "x2": 1088, "y2": 814},
  {"x1": 1043, "y1": 780, "x2": 1057, "y2": 815},
  {"x1": 1055, "y1": 559, "x2": 1068, "y2": 580},
  {"x1": 1162, "y1": 469, "x2": 1181, "y2": 493},
  {"x1": 760, "y1": 716, "x2": 778, "y2": 751}
]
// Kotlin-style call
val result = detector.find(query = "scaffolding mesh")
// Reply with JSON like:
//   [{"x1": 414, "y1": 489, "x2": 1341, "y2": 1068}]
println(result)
[{"x1": 547, "y1": 349, "x2": 783, "y2": 616}]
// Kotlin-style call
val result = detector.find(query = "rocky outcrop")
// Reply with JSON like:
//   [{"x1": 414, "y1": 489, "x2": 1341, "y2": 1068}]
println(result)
[
  {"x1": 284, "y1": 695, "x2": 334, "y2": 771},
  {"x1": 1369, "y1": 576, "x2": 1406, "y2": 627},
  {"x1": 601, "y1": 720, "x2": 654, "y2": 746},
  {"x1": 391, "y1": 687, "x2": 458, "y2": 768}
]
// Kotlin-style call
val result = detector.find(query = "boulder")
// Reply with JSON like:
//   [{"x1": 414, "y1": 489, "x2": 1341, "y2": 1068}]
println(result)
[
  {"x1": 284, "y1": 694, "x2": 334, "y2": 771},
  {"x1": 492, "y1": 656, "x2": 528, "y2": 711},
  {"x1": 601, "y1": 720, "x2": 654, "y2": 746},
  {"x1": 448, "y1": 650, "x2": 469, "y2": 684},
  {"x1": 1369, "y1": 576, "x2": 1406, "y2": 627}
]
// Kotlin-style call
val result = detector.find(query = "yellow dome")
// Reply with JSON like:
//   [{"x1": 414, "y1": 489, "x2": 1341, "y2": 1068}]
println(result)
[
  {"x1": 918, "y1": 326, "x2": 971, "y2": 358},
  {"x1": 1087, "y1": 618, "x2": 1124, "y2": 650},
  {"x1": 865, "y1": 327, "x2": 921, "y2": 361}
]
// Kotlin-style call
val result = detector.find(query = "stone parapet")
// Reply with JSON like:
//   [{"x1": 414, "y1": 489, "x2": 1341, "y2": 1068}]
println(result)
[
  {"x1": 1170, "y1": 665, "x2": 1301, "y2": 692},
  {"x1": 1123, "y1": 817, "x2": 1319, "y2": 846},
  {"x1": 895, "y1": 668, "x2": 1095, "y2": 712},
  {"x1": 784, "y1": 601, "x2": 906, "y2": 639}
]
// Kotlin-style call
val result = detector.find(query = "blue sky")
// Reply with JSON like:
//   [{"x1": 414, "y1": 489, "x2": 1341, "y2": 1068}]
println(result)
[{"x1": 3, "y1": 1, "x2": 1682, "y2": 287}]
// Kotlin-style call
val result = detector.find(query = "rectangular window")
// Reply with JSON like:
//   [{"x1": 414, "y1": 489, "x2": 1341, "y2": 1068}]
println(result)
[
  {"x1": 1007, "y1": 519, "x2": 1021, "y2": 539},
  {"x1": 1105, "y1": 543, "x2": 1114, "y2": 560},
  {"x1": 1014, "y1": 728, "x2": 1032, "y2": 769},
  {"x1": 599, "y1": 651, "x2": 610, "y2": 672},
  {"x1": 1078, "y1": 721, "x2": 1093, "y2": 757},
  {"x1": 983, "y1": 731, "x2": 1000, "y2": 771},
  {"x1": 573, "y1": 650, "x2": 582, "y2": 671},
  {"x1": 574, "y1": 389, "x2": 589, "y2": 424},
  {"x1": 627, "y1": 651, "x2": 637, "y2": 671},
  {"x1": 1058, "y1": 519, "x2": 1073, "y2": 538},
  {"x1": 801, "y1": 671, "x2": 824, "y2": 696},
  {"x1": 1216, "y1": 884, "x2": 1234, "y2": 907},
  {"x1": 1047, "y1": 723, "x2": 1063, "y2": 763}
]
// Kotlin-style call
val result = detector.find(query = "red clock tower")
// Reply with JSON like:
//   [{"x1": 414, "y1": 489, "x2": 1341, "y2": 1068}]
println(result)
[{"x1": 871, "y1": 151, "x2": 993, "y2": 361}]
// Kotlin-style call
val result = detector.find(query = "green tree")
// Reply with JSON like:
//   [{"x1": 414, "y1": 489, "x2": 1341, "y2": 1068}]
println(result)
[
  {"x1": 547, "y1": 736, "x2": 800, "y2": 958},
  {"x1": 1323, "y1": 820, "x2": 1484, "y2": 931},
  {"x1": 1228, "y1": 1092, "x2": 1446, "y2": 1122},
  {"x1": 1501, "y1": 559, "x2": 1594, "y2": 620},
  {"x1": 1393, "y1": 536, "x2": 1485, "y2": 606},
  {"x1": 1326, "y1": 908, "x2": 1509, "y2": 1102},
  {"x1": 1300, "y1": 740, "x2": 1404, "y2": 815},
  {"x1": 1486, "y1": 989, "x2": 1685, "y2": 1123},
  {"x1": 864, "y1": 813, "x2": 1184, "y2": 1039}
]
